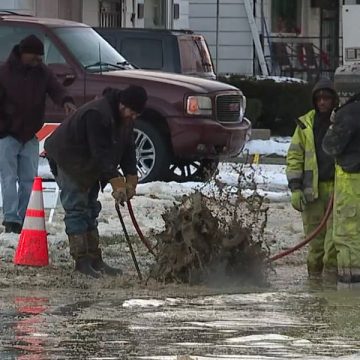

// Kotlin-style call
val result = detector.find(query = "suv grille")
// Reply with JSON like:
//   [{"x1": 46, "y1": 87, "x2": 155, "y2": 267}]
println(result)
[{"x1": 216, "y1": 94, "x2": 242, "y2": 123}]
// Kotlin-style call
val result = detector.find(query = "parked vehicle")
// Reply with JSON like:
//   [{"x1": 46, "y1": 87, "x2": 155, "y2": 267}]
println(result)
[
  {"x1": 0, "y1": 12, "x2": 250, "y2": 182},
  {"x1": 334, "y1": 5, "x2": 360, "y2": 104},
  {"x1": 94, "y1": 27, "x2": 216, "y2": 80}
]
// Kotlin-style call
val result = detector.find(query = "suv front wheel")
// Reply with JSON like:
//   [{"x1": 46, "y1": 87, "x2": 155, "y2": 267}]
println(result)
[{"x1": 134, "y1": 119, "x2": 170, "y2": 183}]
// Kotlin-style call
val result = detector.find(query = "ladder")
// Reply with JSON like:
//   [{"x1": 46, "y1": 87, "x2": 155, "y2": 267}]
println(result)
[{"x1": 244, "y1": 0, "x2": 269, "y2": 75}]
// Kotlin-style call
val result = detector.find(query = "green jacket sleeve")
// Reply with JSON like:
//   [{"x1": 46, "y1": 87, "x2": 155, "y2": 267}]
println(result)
[{"x1": 286, "y1": 125, "x2": 305, "y2": 191}]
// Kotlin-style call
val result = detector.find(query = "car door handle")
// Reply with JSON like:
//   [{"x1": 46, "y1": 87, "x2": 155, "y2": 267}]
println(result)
[{"x1": 56, "y1": 73, "x2": 75, "y2": 79}]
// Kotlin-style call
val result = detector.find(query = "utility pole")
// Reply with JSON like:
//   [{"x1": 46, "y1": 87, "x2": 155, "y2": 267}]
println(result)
[{"x1": 215, "y1": 0, "x2": 220, "y2": 74}]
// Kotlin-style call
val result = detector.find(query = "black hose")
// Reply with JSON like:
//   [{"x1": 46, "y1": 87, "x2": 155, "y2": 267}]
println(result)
[{"x1": 115, "y1": 203, "x2": 143, "y2": 281}]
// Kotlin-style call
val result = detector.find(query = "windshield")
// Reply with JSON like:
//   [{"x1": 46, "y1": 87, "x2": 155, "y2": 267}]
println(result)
[
  {"x1": 53, "y1": 27, "x2": 133, "y2": 71},
  {"x1": 178, "y1": 35, "x2": 214, "y2": 75}
]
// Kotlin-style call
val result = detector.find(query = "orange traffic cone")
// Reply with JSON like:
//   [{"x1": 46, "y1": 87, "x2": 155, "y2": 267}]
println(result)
[{"x1": 13, "y1": 177, "x2": 49, "y2": 266}]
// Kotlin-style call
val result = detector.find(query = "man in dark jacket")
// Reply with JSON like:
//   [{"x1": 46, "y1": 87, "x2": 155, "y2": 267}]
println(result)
[
  {"x1": 0, "y1": 34, "x2": 75, "y2": 234},
  {"x1": 44, "y1": 85, "x2": 147, "y2": 278}
]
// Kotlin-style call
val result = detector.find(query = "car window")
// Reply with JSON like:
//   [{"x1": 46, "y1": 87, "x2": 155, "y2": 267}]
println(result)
[
  {"x1": 121, "y1": 38, "x2": 163, "y2": 69},
  {"x1": 0, "y1": 25, "x2": 66, "y2": 65},
  {"x1": 178, "y1": 35, "x2": 214, "y2": 74},
  {"x1": 53, "y1": 27, "x2": 131, "y2": 71},
  {"x1": 44, "y1": 40, "x2": 66, "y2": 65}
]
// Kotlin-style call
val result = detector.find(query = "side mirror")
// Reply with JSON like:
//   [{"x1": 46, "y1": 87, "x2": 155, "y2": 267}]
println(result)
[{"x1": 47, "y1": 63, "x2": 76, "y2": 87}]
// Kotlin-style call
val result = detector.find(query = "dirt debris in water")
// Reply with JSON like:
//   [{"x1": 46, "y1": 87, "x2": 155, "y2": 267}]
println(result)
[{"x1": 150, "y1": 165, "x2": 271, "y2": 285}]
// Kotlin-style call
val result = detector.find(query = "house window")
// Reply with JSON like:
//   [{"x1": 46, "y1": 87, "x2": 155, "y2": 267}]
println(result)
[
  {"x1": 144, "y1": 0, "x2": 166, "y2": 28},
  {"x1": 271, "y1": 0, "x2": 302, "y2": 34}
]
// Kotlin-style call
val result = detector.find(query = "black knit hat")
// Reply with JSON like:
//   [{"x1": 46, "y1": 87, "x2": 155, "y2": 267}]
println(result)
[
  {"x1": 19, "y1": 35, "x2": 44, "y2": 55},
  {"x1": 120, "y1": 85, "x2": 147, "y2": 113}
]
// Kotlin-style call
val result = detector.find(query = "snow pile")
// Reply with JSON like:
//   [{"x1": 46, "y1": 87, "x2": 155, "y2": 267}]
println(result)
[{"x1": 243, "y1": 136, "x2": 291, "y2": 156}]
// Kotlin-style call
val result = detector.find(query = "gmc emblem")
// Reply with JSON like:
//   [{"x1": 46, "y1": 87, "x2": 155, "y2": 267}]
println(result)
[{"x1": 228, "y1": 103, "x2": 240, "y2": 112}]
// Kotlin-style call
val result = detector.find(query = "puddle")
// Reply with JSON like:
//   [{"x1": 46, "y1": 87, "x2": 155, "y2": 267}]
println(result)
[{"x1": 1, "y1": 266, "x2": 360, "y2": 359}]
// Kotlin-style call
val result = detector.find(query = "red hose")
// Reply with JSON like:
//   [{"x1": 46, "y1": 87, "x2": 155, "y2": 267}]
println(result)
[
  {"x1": 127, "y1": 193, "x2": 333, "y2": 263},
  {"x1": 127, "y1": 200, "x2": 156, "y2": 257},
  {"x1": 269, "y1": 194, "x2": 334, "y2": 262}
]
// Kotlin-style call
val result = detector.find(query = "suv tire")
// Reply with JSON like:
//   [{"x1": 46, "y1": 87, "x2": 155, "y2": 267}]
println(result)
[{"x1": 134, "y1": 119, "x2": 170, "y2": 183}]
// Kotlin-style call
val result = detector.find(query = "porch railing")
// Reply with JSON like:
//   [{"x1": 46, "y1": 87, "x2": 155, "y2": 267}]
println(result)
[
  {"x1": 263, "y1": 36, "x2": 343, "y2": 82},
  {"x1": 99, "y1": 9, "x2": 121, "y2": 28}
]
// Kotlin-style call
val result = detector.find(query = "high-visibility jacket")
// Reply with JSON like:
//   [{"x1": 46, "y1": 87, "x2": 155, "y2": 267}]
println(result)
[{"x1": 286, "y1": 109, "x2": 319, "y2": 202}]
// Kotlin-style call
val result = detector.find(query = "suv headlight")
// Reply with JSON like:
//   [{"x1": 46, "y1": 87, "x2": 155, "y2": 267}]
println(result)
[{"x1": 186, "y1": 96, "x2": 212, "y2": 115}]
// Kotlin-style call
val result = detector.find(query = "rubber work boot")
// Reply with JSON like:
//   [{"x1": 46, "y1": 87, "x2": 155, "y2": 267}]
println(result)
[
  {"x1": 323, "y1": 268, "x2": 338, "y2": 284},
  {"x1": 338, "y1": 274, "x2": 360, "y2": 284},
  {"x1": 3, "y1": 221, "x2": 22, "y2": 234},
  {"x1": 92, "y1": 255, "x2": 123, "y2": 276},
  {"x1": 75, "y1": 256, "x2": 101, "y2": 279},
  {"x1": 308, "y1": 271, "x2": 322, "y2": 281},
  {"x1": 68, "y1": 233, "x2": 101, "y2": 278},
  {"x1": 87, "y1": 228, "x2": 123, "y2": 276}
]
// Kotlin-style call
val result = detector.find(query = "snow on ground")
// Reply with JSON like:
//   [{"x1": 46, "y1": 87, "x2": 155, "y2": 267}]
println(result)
[
  {"x1": 254, "y1": 75, "x2": 307, "y2": 83},
  {"x1": 243, "y1": 136, "x2": 291, "y2": 157}
]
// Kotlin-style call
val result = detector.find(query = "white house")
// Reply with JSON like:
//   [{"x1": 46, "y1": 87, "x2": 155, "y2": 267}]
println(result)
[
  {"x1": 0, "y1": 0, "x2": 189, "y2": 30},
  {"x1": 188, "y1": 0, "x2": 360, "y2": 78}
]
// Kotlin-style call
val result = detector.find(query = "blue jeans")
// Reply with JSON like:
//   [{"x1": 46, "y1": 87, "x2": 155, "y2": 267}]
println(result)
[
  {"x1": 0, "y1": 136, "x2": 39, "y2": 224},
  {"x1": 56, "y1": 166, "x2": 101, "y2": 235}
]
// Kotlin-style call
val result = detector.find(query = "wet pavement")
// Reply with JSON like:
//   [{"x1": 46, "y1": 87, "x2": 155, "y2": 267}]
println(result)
[{"x1": 1, "y1": 266, "x2": 360, "y2": 360}]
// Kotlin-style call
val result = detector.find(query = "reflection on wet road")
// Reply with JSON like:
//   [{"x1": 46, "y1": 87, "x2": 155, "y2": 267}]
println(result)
[{"x1": 1, "y1": 267, "x2": 360, "y2": 359}]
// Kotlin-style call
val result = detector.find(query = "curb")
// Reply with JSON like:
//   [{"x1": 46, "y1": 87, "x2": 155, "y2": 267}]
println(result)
[{"x1": 229, "y1": 155, "x2": 286, "y2": 165}]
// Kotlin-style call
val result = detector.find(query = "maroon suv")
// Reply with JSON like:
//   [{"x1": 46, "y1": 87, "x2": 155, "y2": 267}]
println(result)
[{"x1": 0, "y1": 13, "x2": 251, "y2": 182}]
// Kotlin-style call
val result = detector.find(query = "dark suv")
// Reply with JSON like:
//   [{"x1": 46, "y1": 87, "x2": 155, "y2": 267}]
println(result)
[
  {"x1": 94, "y1": 27, "x2": 216, "y2": 80},
  {"x1": 0, "y1": 13, "x2": 251, "y2": 182}
]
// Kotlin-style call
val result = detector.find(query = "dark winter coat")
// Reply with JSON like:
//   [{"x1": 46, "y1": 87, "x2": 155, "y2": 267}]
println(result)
[
  {"x1": 322, "y1": 100, "x2": 360, "y2": 173},
  {"x1": 44, "y1": 89, "x2": 137, "y2": 190},
  {"x1": 0, "y1": 45, "x2": 72, "y2": 143}
]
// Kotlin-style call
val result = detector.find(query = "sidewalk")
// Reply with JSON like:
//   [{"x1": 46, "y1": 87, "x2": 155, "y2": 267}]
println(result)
[{"x1": 234, "y1": 154, "x2": 286, "y2": 165}]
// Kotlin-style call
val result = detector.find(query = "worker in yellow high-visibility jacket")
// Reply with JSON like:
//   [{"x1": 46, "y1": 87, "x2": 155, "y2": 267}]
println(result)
[{"x1": 286, "y1": 78, "x2": 338, "y2": 279}]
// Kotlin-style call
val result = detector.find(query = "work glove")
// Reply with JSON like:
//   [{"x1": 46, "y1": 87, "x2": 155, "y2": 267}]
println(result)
[
  {"x1": 126, "y1": 174, "x2": 138, "y2": 200},
  {"x1": 109, "y1": 176, "x2": 127, "y2": 205},
  {"x1": 64, "y1": 101, "x2": 77, "y2": 115},
  {"x1": 291, "y1": 190, "x2": 307, "y2": 212}
]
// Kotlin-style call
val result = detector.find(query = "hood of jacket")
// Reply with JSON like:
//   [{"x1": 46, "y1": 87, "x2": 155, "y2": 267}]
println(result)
[
  {"x1": 7, "y1": 45, "x2": 41, "y2": 73},
  {"x1": 103, "y1": 87, "x2": 123, "y2": 125},
  {"x1": 312, "y1": 78, "x2": 339, "y2": 109}
]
